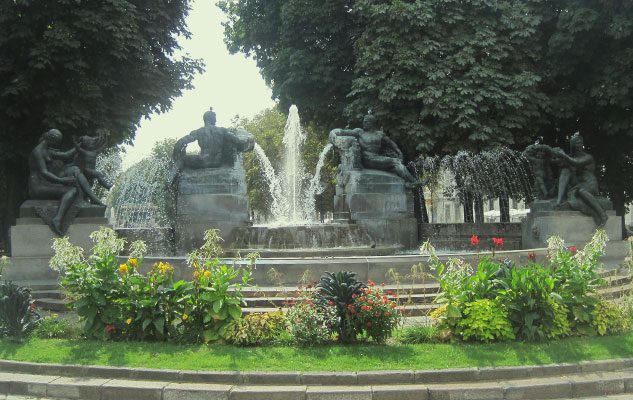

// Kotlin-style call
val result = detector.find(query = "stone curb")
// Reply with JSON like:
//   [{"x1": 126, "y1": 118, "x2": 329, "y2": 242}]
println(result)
[
  {"x1": 0, "y1": 358, "x2": 632, "y2": 386},
  {"x1": 2, "y1": 370, "x2": 633, "y2": 400}
]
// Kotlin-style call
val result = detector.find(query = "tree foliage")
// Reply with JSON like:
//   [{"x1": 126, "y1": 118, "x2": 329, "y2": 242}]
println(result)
[
  {"x1": 0, "y1": 0, "x2": 202, "y2": 158},
  {"x1": 0, "y1": 0, "x2": 203, "y2": 248},
  {"x1": 219, "y1": 0, "x2": 356, "y2": 127},
  {"x1": 221, "y1": 0, "x2": 633, "y2": 206}
]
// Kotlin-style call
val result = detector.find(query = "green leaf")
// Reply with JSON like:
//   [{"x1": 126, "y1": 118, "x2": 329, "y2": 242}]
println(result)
[{"x1": 228, "y1": 304, "x2": 242, "y2": 320}]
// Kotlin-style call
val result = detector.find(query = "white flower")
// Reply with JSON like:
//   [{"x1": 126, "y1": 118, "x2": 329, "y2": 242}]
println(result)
[
  {"x1": 90, "y1": 227, "x2": 125, "y2": 258},
  {"x1": 546, "y1": 235, "x2": 565, "y2": 253},
  {"x1": 128, "y1": 240, "x2": 148, "y2": 259},
  {"x1": 50, "y1": 237, "x2": 84, "y2": 272}
]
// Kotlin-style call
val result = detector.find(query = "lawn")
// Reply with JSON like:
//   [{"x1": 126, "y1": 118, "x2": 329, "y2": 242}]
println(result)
[{"x1": 1, "y1": 333, "x2": 633, "y2": 371}]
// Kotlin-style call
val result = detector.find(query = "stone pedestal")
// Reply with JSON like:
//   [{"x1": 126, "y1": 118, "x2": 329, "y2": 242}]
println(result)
[
  {"x1": 10, "y1": 200, "x2": 108, "y2": 257},
  {"x1": 334, "y1": 170, "x2": 417, "y2": 248},
  {"x1": 174, "y1": 164, "x2": 250, "y2": 253},
  {"x1": 522, "y1": 200, "x2": 623, "y2": 248}
]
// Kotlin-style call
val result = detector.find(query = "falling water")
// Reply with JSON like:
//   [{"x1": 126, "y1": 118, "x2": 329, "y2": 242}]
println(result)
[
  {"x1": 253, "y1": 143, "x2": 287, "y2": 220},
  {"x1": 281, "y1": 105, "x2": 307, "y2": 222},
  {"x1": 418, "y1": 148, "x2": 533, "y2": 218},
  {"x1": 92, "y1": 148, "x2": 123, "y2": 202},
  {"x1": 251, "y1": 105, "x2": 332, "y2": 224},
  {"x1": 110, "y1": 156, "x2": 173, "y2": 228},
  {"x1": 303, "y1": 143, "x2": 333, "y2": 222}
]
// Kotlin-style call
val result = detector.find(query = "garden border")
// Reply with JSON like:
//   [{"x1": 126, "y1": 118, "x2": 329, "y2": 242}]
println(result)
[{"x1": 0, "y1": 358, "x2": 632, "y2": 386}]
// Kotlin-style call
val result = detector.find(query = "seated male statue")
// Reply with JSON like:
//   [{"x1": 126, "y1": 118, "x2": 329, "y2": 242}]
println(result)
[
  {"x1": 329, "y1": 112, "x2": 423, "y2": 188},
  {"x1": 172, "y1": 108, "x2": 254, "y2": 170}
]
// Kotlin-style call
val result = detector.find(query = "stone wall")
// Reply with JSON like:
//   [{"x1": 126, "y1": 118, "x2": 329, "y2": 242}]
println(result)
[{"x1": 419, "y1": 223, "x2": 523, "y2": 250}]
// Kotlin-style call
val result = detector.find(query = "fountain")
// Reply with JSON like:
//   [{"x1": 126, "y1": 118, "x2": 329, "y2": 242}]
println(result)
[
  {"x1": 110, "y1": 155, "x2": 175, "y2": 255},
  {"x1": 232, "y1": 106, "x2": 378, "y2": 254}
]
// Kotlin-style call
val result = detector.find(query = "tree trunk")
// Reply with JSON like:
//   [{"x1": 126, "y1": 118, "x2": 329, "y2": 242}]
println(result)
[
  {"x1": 499, "y1": 196, "x2": 510, "y2": 223},
  {"x1": 474, "y1": 196, "x2": 484, "y2": 223},
  {"x1": 462, "y1": 192, "x2": 474, "y2": 223}
]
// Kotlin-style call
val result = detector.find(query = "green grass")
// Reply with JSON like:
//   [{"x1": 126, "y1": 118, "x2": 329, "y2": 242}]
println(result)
[{"x1": 2, "y1": 332, "x2": 633, "y2": 371}]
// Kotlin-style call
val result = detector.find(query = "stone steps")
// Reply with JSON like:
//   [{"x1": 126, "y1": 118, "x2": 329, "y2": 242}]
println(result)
[{"x1": 2, "y1": 359, "x2": 633, "y2": 399}]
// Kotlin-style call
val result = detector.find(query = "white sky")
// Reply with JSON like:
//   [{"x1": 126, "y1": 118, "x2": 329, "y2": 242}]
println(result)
[{"x1": 121, "y1": 0, "x2": 275, "y2": 168}]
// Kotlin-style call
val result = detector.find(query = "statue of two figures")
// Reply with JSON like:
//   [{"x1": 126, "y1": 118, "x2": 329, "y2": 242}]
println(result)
[
  {"x1": 523, "y1": 133, "x2": 609, "y2": 227},
  {"x1": 27, "y1": 129, "x2": 112, "y2": 235}
]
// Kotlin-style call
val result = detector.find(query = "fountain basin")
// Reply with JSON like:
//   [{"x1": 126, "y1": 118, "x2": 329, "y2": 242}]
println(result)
[{"x1": 232, "y1": 223, "x2": 377, "y2": 250}]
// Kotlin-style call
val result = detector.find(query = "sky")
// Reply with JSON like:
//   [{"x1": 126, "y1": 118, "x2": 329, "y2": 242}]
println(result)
[{"x1": 121, "y1": 0, "x2": 275, "y2": 168}]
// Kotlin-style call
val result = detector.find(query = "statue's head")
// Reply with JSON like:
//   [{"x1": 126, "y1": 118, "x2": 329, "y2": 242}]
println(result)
[
  {"x1": 41, "y1": 129, "x2": 62, "y2": 145},
  {"x1": 82, "y1": 135, "x2": 103, "y2": 150},
  {"x1": 570, "y1": 131, "x2": 583, "y2": 151},
  {"x1": 362, "y1": 113, "x2": 376, "y2": 130},
  {"x1": 203, "y1": 107, "x2": 217, "y2": 126}
]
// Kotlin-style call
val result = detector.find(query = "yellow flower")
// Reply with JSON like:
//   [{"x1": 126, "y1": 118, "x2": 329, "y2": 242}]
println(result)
[
  {"x1": 126, "y1": 318, "x2": 132, "y2": 325},
  {"x1": 128, "y1": 258, "x2": 138, "y2": 268},
  {"x1": 203, "y1": 270, "x2": 211, "y2": 278},
  {"x1": 182, "y1": 314, "x2": 188, "y2": 321},
  {"x1": 157, "y1": 262, "x2": 173, "y2": 274},
  {"x1": 118, "y1": 264, "x2": 128, "y2": 274}
]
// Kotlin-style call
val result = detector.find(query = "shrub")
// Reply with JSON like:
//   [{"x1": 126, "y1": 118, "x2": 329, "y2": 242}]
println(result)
[
  {"x1": 398, "y1": 325, "x2": 438, "y2": 344},
  {"x1": 314, "y1": 271, "x2": 364, "y2": 343},
  {"x1": 53, "y1": 228, "x2": 252, "y2": 343},
  {"x1": 546, "y1": 299, "x2": 571, "y2": 339},
  {"x1": 548, "y1": 232, "x2": 606, "y2": 330},
  {"x1": 57, "y1": 228, "x2": 127, "y2": 339},
  {"x1": 32, "y1": 315, "x2": 80, "y2": 339},
  {"x1": 287, "y1": 298, "x2": 337, "y2": 345},
  {"x1": 0, "y1": 281, "x2": 41, "y2": 341},
  {"x1": 224, "y1": 311, "x2": 286, "y2": 346},
  {"x1": 497, "y1": 263, "x2": 556, "y2": 341},
  {"x1": 457, "y1": 299, "x2": 514, "y2": 342},
  {"x1": 592, "y1": 300, "x2": 630, "y2": 336},
  {"x1": 352, "y1": 283, "x2": 401, "y2": 343}
]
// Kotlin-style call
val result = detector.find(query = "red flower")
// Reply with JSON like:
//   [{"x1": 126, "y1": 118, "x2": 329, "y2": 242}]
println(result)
[
  {"x1": 352, "y1": 293, "x2": 357, "y2": 299},
  {"x1": 367, "y1": 279, "x2": 376, "y2": 287},
  {"x1": 29, "y1": 303, "x2": 36, "y2": 312},
  {"x1": 328, "y1": 300, "x2": 335, "y2": 306},
  {"x1": 105, "y1": 324, "x2": 115, "y2": 334},
  {"x1": 527, "y1": 252, "x2": 537, "y2": 262},
  {"x1": 568, "y1": 246, "x2": 577, "y2": 255},
  {"x1": 384, "y1": 311, "x2": 391, "y2": 317},
  {"x1": 492, "y1": 237, "x2": 504, "y2": 247},
  {"x1": 470, "y1": 235, "x2": 479, "y2": 246}
]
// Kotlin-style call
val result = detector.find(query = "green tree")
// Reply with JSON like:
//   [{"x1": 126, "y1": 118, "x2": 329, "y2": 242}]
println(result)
[
  {"x1": 347, "y1": 0, "x2": 548, "y2": 157},
  {"x1": 221, "y1": 0, "x2": 633, "y2": 222},
  {"x1": 539, "y1": 0, "x2": 633, "y2": 220},
  {"x1": 0, "y1": 0, "x2": 202, "y2": 249},
  {"x1": 219, "y1": 0, "x2": 356, "y2": 127}
]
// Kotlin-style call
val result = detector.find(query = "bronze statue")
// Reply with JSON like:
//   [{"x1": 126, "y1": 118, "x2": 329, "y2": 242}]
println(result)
[
  {"x1": 172, "y1": 108, "x2": 254, "y2": 170},
  {"x1": 523, "y1": 142, "x2": 555, "y2": 200},
  {"x1": 73, "y1": 133, "x2": 113, "y2": 190},
  {"x1": 551, "y1": 133, "x2": 607, "y2": 226},
  {"x1": 524, "y1": 132, "x2": 608, "y2": 227},
  {"x1": 28, "y1": 129, "x2": 106, "y2": 234},
  {"x1": 329, "y1": 113, "x2": 422, "y2": 187}
]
